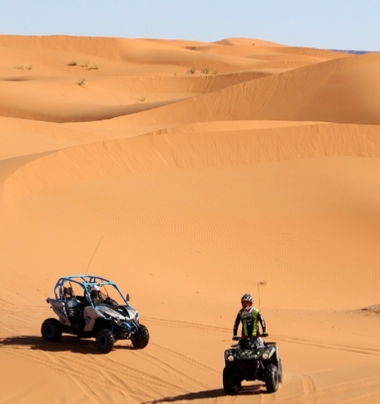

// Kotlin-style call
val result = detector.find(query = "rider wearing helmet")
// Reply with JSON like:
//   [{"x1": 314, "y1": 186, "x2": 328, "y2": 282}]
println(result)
[
  {"x1": 89, "y1": 284, "x2": 105, "y2": 307},
  {"x1": 232, "y1": 293, "x2": 268, "y2": 340}
]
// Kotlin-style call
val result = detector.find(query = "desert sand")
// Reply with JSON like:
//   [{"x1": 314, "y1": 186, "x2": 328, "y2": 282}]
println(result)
[{"x1": 0, "y1": 34, "x2": 380, "y2": 403}]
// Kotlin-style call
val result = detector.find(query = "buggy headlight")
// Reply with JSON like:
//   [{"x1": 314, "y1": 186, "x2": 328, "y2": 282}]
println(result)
[
  {"x1": 262, "y1": 353, "x2": 269, "y2": 359},
  {"x1": 227, "y1": 355, "x2": 234, "y2": 362}
]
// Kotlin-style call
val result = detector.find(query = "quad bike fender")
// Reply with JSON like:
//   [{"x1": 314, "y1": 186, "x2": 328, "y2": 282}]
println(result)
[
  {"x1": 274, "y1": 345, "x2": 280, "y2": 363},
  {"x1": 83, "y1": 306, "x2": 104, "y2": 332},
  {"x1": 263, "y1": 344, "x2": 279, "y2": 359},
  {"x1": 47, "y1": 298, "x2": 70, "y2": 325},
  {"x1": 263, "y1": 345, "x2": 277, "y2": 359}
]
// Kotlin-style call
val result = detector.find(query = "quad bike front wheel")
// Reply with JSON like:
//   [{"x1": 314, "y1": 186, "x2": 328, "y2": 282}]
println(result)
[
  {"x1": 41, "y1": 318, "x2": 62, "y2": 342},
  {"x1": 222, "y1": 366, "x2": 240, "y2": 395},
  {"x1": 264, "y1": 363, "x2": 279, "y2": 393},
  {"x1": 96, "y1": 329, "x2": 115, "y2": 353},
  {"x1": 131, "y1": 324, "x2": 149, "y2": 349}
]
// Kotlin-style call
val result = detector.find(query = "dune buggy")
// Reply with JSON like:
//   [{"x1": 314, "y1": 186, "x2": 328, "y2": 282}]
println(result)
[
  {"x1": 41, "y1": 275, "x2": 149, "y2": 353},
  {"x1": 223, "y1": 335, "x2": 282, "y2": 394}
]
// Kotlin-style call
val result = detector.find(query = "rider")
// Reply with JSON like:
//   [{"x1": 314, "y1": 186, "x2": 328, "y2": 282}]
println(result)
[
  {"x1": 233, "y1": 293, "x2": 268, "y2": 342},
  {"x1": 89, "y1": 284, "x2": 106, "y2": 306}
]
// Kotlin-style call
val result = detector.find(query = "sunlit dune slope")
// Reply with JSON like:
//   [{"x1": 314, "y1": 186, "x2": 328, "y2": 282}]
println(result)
[{"x1": 3, "y1": 121, "x2": 380, "y2": 196}]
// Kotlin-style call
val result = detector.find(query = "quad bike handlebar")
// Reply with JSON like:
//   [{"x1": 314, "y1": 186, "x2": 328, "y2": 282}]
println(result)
[{"x1": 232, "y1": 333, "x2": 269, "y2": 341}]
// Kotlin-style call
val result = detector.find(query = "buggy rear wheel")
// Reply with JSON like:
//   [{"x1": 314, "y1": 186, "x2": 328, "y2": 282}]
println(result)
[
  {"x1": 131, "y1": 324, "x2": 149, "y2": 349},
  {"x1": 264, "y1": 364, "x2": 279, "y2": 393},
  {"x1": 223, "y1": 366, "x2": 240, "y2": 395},
  {"x1": 41, "y1": 318, "x2": 62, "y2": 342},
  {"x1": 96, "y1": 329, "x2": 115, "y2": 353}
]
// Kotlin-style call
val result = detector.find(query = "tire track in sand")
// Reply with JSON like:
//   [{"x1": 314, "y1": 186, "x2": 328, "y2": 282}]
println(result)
[
  {"x1": 0, "y1": 344, "x2": 176, "y2": 403},
  {"x1": 133, "y1": 345, "x2": 212, "y2": 390},
  {"x1": 144, "y1": 316, "x2": 229, "y2": 333},
  {"x1": 149, "y1": 341, "x2": 220, "y2": 377},
  {"x1": 276, "y1": 335, "x2": 380, "y2": 356},
  {"x1": 293, "y1": 371, "x2": 380, "y2": 404}
]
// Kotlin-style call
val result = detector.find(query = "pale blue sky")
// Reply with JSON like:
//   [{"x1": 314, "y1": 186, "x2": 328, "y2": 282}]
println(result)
[{"x1": 1, "y1": 1, "x2": 379, "y2": 51}]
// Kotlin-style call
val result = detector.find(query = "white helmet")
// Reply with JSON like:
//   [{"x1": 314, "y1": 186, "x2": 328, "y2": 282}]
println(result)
[
  {"x1": 90, "y1": 284, "x2": 100, "y2": 293},
  {"x1": 241, "y1": 293, "x2": 253, "y2": 311}
]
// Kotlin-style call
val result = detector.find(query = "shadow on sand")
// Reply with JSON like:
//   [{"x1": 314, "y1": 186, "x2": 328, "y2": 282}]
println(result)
[
  {"x1": 0, "y1": 335, "x2": 134, "y2": 354},
  {"x1": 142, "y1": 385, "x2": 265, "y2": 403}
]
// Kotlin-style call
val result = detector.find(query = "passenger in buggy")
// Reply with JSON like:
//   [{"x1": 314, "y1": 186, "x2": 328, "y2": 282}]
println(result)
[{"x1": 63, "y1": 287, "x2": 85, "y2": 329}]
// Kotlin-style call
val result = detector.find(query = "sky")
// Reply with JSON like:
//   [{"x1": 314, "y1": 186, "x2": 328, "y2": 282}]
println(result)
[{"x1": 0, "y1": 1, "x2": 379, "y2": 51}]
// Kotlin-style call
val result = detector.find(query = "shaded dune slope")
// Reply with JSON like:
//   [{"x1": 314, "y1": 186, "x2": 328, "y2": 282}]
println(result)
[{"x1": 0, "y1": 71, "x2": 269, "y2": 123}]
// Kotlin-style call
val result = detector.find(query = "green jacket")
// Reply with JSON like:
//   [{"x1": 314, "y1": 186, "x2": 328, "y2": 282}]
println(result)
[{"x1": 233, "y1": 307, "x2": 266, "y2": 337}]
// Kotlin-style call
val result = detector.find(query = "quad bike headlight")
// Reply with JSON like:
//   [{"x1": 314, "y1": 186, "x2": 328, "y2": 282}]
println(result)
[
  {"x1": 227, "y1": 355, "x2": 234, "y2": 362},
  {"x1": 262, "y1": 353, "x2": 269, "y2": 359}
]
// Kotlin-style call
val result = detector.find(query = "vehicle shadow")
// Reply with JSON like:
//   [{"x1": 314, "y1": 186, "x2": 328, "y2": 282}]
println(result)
[
  {"x1": 142, "y1": 389, "x2": 225, "y2": 403},
  {"x1": 142, "y1": 385, "x2": 264, "y2": 403},
  {"x1": 0, "y1": 335, "x2": 134, "y2": 354}
]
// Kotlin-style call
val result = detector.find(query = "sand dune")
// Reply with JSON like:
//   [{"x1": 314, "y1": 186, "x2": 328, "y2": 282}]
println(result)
[{"x1": 0, "y1": 35, "x2": 380, "y2": 403}]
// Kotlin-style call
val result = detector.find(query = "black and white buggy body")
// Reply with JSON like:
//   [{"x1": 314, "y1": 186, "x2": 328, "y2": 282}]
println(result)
[
  {"x1": 223, "y1": 336, "x2": 282, "y2": 394},
  {"x1": 41, "y1": 275, "x2": 149, "y2": 353}
]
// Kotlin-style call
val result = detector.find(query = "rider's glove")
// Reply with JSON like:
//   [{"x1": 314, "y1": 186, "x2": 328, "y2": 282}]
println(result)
[
  {"x1": 232, "y1": 335, "x2": 239, "y2": 341},
  {"x1": 262, "y1": 331, "x2": 269, "y2": 337}
]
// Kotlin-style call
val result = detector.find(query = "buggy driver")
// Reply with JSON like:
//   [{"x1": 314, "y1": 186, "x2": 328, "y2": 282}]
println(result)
[{"x1": 89, "y1": 284, "x2": 106, "y2": 306}]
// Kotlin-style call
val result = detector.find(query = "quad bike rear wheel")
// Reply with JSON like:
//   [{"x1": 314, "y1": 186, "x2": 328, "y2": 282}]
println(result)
[
  {"x1": 96, "y1": 329, "x2": 115, "y2": 353},
  {"x1": 222, "y1": 366, "x2": 241, "y2": 395},
  {"x1": 41, "y1": 318, "x2": 62, "y2": 342},
  {"x1": 131, "y1": 324, "x2": 149, "y2": 349}
]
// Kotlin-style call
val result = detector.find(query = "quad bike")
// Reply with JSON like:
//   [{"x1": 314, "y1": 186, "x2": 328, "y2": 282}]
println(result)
[
  {"x1": 223, "y1": 335, "x2": 282, "y2": 394},
  {"x1": 41, "y1": 275, "x2": 149, "y2": 353}
]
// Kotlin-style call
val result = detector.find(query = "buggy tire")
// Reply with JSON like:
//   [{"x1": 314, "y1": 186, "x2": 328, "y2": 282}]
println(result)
[
  {"x1": 264, "y1": 363, "x2": 279, "y2": 393},
  {"x1": 41, "y1": 318, "x2": 62, "y2": 342},
  {"x1": 131, "y1": 324, "x2": 149, "y2": 349},
  {"x1": 222, "y1": 366, "x2": 240, "y2": 395},
  {"x1": 96, "y1": 329, "x2": 115, "y2": 353}
]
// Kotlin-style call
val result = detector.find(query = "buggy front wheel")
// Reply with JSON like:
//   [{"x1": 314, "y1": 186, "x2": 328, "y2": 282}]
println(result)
[
  {"x1": 96, "y1": 329, "x2": 115, "y2": 353},
  {"x1": 131, "y1": 324, "x2": 149, "y2": 349}
]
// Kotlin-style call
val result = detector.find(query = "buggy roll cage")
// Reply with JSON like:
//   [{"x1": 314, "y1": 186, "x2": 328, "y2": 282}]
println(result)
[{"x1": 52, "y1": 275, "x2": 130, "y2": 308}]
